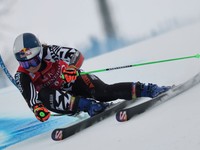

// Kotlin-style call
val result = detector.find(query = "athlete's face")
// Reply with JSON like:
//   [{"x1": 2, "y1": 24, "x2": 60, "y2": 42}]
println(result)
[
  {"x1": 25, "y1": 63, "x2": 41, "y2": 73},
  {"x1": 19, "y1": 55, "x2": 42, "y2": 73}
]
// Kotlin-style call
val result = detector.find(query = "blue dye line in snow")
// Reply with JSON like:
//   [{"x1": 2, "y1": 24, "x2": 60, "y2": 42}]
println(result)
[{"x1": 0, "y1": 116, "x2": 79, "y2": 149}]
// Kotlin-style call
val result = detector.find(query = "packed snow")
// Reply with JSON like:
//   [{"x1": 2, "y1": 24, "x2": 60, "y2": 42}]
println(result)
[
  {"x1": 1, "y1": 0, "x2": 200, "y2": 75},
  {"x1": 2, "y1": 22, "x2": 200, "y2": 150},
  {"x1": 1, "y1": 0, "x2": 200, "y2": 149}
]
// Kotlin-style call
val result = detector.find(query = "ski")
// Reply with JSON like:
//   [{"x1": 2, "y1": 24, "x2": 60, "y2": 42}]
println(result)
[
  {"x1": 51, "y1": 99, "x2": 134, "y2": 141},
  {"x1": 116, "y1": 72, "x2": 200, "y2": 122}
]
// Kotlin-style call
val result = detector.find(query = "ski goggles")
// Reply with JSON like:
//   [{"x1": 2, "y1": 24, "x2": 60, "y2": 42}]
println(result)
[{"x1": 19, "y1": 55, "x2": 41, "y2": 69}]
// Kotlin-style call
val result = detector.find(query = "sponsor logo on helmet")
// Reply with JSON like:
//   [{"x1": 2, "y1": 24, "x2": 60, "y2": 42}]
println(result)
[{"x1": 19, "y1": 48, "x2": 32, "y2": 58}]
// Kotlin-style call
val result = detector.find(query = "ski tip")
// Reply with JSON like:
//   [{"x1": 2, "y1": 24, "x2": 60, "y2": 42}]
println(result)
[
  {"x1": 51, "y1": 129, "x2": 64, "y2": 141},
  {"x1": 116, "y1": 110, "x2": 129, "y2": 122}
]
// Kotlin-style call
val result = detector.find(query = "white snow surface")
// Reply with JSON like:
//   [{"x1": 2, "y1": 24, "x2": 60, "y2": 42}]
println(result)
[
  {"x1": 1, "y1": 0, "x2": 200, "y2": 76},
  {"x1": 3, "y1": 22, "x2": 200, "y2": 150}
]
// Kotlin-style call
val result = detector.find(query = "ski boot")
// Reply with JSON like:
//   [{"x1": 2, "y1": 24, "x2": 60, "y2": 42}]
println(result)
[
  {"x1": 133, "y1": 82, "x2": 171, "y2": 98},
  {"x1": 78, "y1": 98, "x2": 110, "y2": 117}
]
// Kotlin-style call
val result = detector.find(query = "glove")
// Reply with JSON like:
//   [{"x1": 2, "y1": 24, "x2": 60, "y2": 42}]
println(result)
[
  {"x1": 62, "y1": 66, "x2": 78, "y2": 83},
  {"x1": 33, "y1": 104, "x2": 50, "y2": 122}
]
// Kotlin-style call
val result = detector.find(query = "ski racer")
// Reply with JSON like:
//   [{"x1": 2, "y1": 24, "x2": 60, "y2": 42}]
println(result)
[{"x1": 13, "y1": 33, "x2": 170, "y2": 122}]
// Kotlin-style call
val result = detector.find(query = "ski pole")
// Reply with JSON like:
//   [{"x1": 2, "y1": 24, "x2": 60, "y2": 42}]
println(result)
[
  {"x1": 0, "y1": 55, "x2": 18, "y2": 88},
  {"x1": 79, "y1": 54, "x2": 200, "y2": 75}
]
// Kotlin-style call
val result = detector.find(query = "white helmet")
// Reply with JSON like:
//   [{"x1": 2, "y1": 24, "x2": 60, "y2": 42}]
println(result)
[{"x1": 13, "y1": 33, "x2": 42, "y2": 61}]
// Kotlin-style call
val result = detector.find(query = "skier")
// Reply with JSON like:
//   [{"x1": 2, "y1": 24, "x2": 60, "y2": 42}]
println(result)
[{"x1": 13, "y1": 33, "x2": 170, "y2": 122}]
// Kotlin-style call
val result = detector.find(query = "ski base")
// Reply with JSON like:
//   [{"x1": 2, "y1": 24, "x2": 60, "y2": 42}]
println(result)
[
  {"x1": 51, "y1": 100, "x2": 134, "y2": 141},
  {"x1": 116, "y1": 92, "x2": 167, "y2": 122},
  {"x1": 116, "y1": 72, "x2": 200, "y2": 122}
]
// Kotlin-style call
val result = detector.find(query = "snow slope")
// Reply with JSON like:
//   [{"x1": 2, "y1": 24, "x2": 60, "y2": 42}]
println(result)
[
  {"x1": 3, "y1": 22, "x2": 200, "y2": 150},
  {"x1": 1, "y1": 0, "x2": 200, "y2": 76}
]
